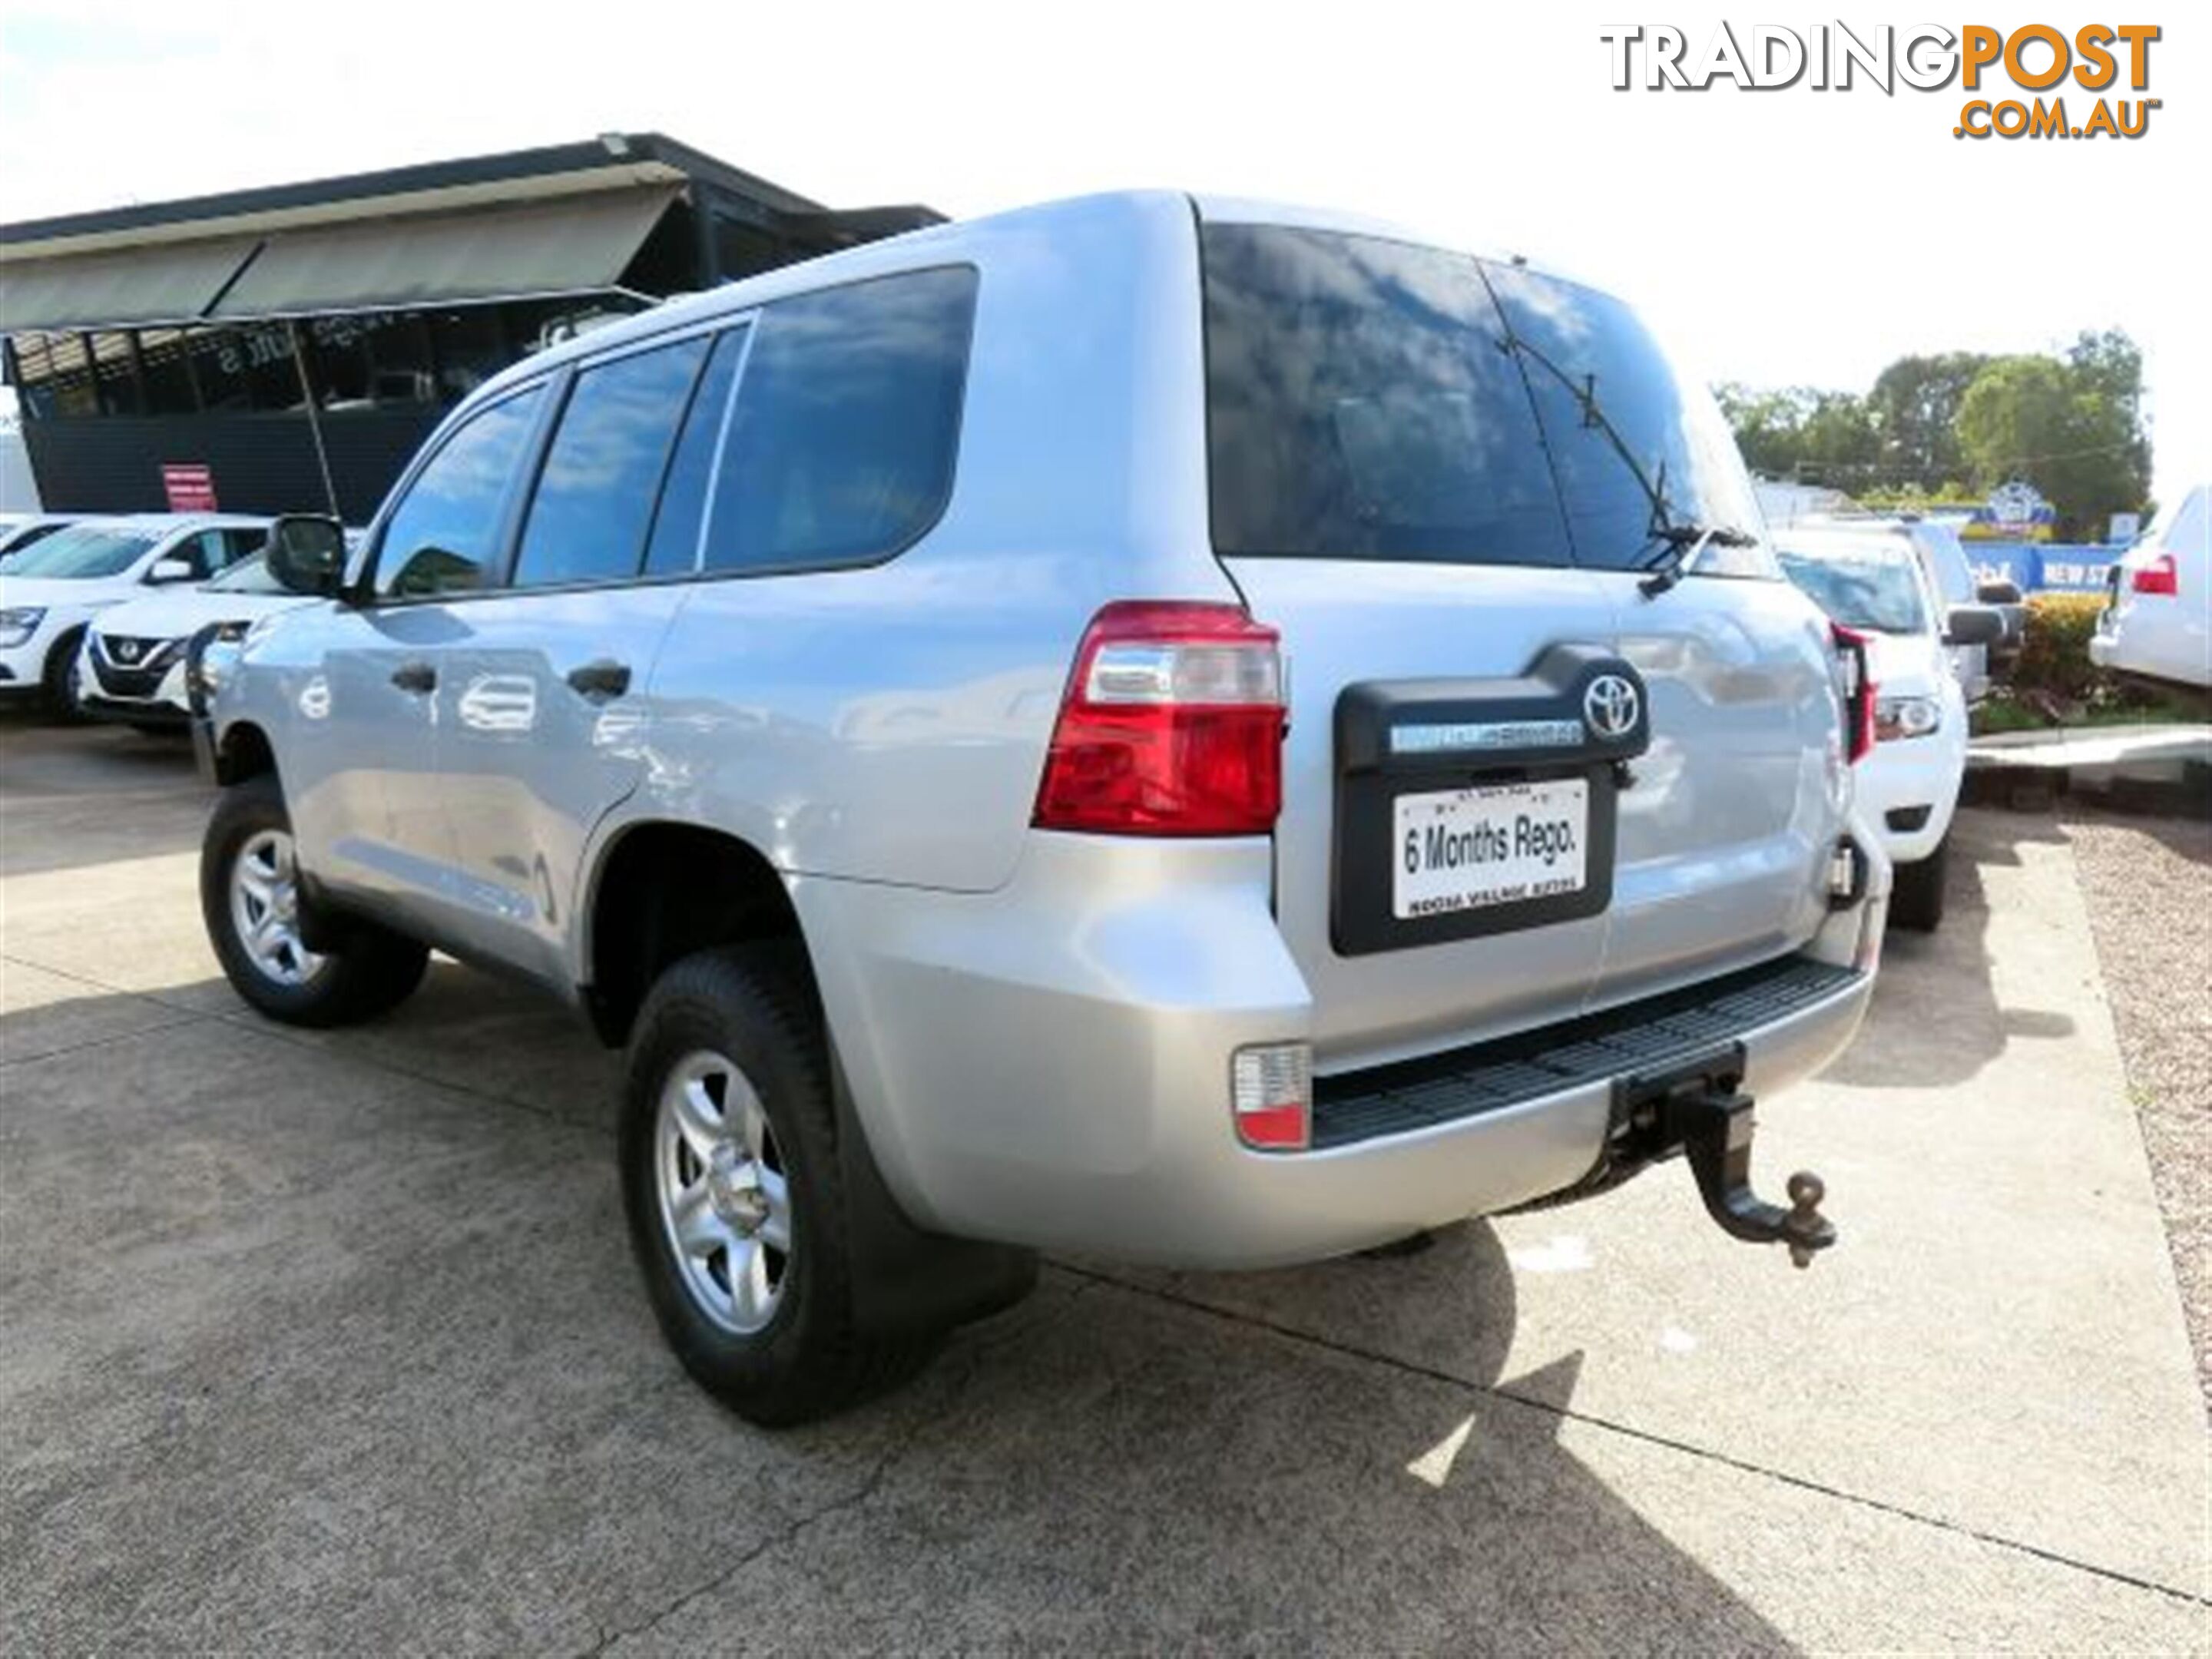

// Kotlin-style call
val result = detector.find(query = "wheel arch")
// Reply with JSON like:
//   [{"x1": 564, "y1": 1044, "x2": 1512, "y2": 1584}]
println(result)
[
  {"x1": 213, "y1": 719, "x2": 278, "y2": 786},
  {"x1": 581, "y1": 820, "x2": 808, "y2": 1048}
]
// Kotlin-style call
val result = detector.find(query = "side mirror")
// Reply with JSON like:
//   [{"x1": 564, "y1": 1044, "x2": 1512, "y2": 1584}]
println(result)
[
  {"x1": 147, "y1": 558, "x2": 196, "y2": 584},
  {"x1": 1976, "y1": 578, "x2": 2022, "y2": 605},
  {"x1": 265, "y1": 515, "x2": 349, "y2": 598},
  {"x1": 1945, "y1": 604, "x2": 2005, "y2": 647}
]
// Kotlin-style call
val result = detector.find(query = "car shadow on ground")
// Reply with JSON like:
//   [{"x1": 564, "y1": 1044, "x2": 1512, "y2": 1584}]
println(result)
[
  {"x1": 2, "y1": 969, "x2": 1793, "y2": 1651},
  {"x1": 1823, "y1": 807, "x2": 2076, "y2": 1090}
]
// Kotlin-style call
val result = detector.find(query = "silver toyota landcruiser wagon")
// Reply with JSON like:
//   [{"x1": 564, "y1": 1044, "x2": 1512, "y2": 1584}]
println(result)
[{"x1": 198, "y1": 192, "x2": 1887, "y2": 1424}]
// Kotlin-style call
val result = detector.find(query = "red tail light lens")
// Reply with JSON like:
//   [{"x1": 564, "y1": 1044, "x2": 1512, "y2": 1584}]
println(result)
[
  {"x1": 1831, "y1": 623, "x2": 1876, "y2": 764},
  {"x1": 2132, "y1": 552, "x2": 2179, "y2": 595},
  {"x1": 1033, "y1": 601, "x2": 1284, "y2": 836}
]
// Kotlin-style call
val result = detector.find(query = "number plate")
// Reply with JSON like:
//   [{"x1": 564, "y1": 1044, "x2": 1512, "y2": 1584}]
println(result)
[{"x1": 1392, "y1": 779, "x2": 1590, "y2": 920}]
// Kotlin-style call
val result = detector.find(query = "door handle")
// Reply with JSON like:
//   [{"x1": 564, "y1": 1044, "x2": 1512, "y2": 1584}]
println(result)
[
  {"x1": 391, "y1": 661, "x2": 436, "y2": 694},
  {"x1": 565, "y1": 659, "x2": 631, "y2": 701}
]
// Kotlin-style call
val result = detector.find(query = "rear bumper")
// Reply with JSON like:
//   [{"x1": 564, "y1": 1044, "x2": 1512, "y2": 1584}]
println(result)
[
  {"x1": 2091, "y1": 606, "x2": 2212, "y2": 690},
  {"x1": 795, "y1": 832, "x2": 1881, "y2": 1270}
]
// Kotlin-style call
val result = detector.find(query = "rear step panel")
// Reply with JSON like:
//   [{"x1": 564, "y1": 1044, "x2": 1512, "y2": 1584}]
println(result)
[{"x1": 1313, "y1": 955, "x2": 1858, "y2": 1149}]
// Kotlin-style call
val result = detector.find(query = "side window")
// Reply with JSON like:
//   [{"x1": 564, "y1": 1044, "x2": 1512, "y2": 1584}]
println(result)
[
  {"x1": 512, "y1": 335, "x2": 713, "y2": 589},
  {"x1": 641, "y1": 327, "x2": 747, "y2": 577},
  {"x1": 224, "y1": 528, "x2": 268, "y2": 565},
  {"x1": 165, "y1": 531, "x2": 230, "y2": 580},
  {"x1": 375, "y1": 386, "x2": 545, "y2": 598},
  {"x1": 702, "y1": 267, "x2": 975, "y2": 574}
]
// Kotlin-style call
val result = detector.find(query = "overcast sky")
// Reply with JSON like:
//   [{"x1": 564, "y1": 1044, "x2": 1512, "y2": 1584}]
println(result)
[{"x1": 3, "y1": 2, "x2": 2204, "y2": 508}]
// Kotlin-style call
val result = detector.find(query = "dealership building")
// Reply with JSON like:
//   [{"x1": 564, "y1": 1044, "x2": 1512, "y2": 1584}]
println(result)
[{"x1": 0, "y1": 134, "x2": 939, "y2": 522}]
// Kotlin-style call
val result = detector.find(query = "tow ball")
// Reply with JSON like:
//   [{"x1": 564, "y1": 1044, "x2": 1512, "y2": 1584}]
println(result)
[{"x1": 1665, "y1": 1082, "x2": 1835, "y2": 1267}]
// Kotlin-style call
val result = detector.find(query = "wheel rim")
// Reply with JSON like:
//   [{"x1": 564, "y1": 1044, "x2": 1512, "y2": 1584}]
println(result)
[
  {"x1": 228, "y1": 828, "x2": 326, "y2": 987},
  {"x1": 654, "y1": 1050, "x2": 793, "y2": 1335}
]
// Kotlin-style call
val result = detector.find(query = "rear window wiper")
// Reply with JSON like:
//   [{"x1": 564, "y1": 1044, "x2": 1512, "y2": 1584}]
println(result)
[
  {"x1": 1491, "y1": 327, "x2": 1730, "y2": 595},
  {"x1": 1637, "y1": 522, "x2": 1759, "y2": 598}
]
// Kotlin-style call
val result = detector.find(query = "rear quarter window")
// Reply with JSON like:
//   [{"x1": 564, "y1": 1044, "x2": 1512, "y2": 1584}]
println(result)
[{"x1": 701, "y1": 266, "x2": 978, "y2": 575}]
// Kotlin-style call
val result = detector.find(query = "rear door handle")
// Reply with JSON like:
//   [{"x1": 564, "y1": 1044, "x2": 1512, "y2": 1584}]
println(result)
[
  {"x1": 565, "y1": 659, "x2": 631, "y2": 701},
  {"x1": 391, "y1": 661, "x2": 436, "y2": 694}
]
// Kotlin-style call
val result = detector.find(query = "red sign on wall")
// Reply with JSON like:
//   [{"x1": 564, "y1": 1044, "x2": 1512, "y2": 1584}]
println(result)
[{"x1": 161, "y1": 463, "x2": 217, "y2": 512}]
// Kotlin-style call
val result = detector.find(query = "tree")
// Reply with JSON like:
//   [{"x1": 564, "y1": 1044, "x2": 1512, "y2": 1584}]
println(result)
[
  {"x1": 1955, "y1": 338, "x2": 2150, "y2": 538},
  {"x1": 1864, "y1": 352, "x2": 1988, "y2": 485},
  {"x1": 1717, "y1": 329, "x2": 2152, "y2": 536},
  {"x1": 1714, "y1": 383, "x2": 1810, "y2": 478},
  {"x1": 1713, "y1": 384, "x2": 1876, "y2": 485}
]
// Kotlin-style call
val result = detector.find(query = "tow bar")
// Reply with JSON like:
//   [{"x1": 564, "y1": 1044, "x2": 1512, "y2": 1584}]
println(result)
[
  {"x1": 1667, "y1": 1082, "x2": 1835, "y2": 1267},
  {"x1": 1614, "y1": 1048, "x2": 1837, "y2": 1267}
]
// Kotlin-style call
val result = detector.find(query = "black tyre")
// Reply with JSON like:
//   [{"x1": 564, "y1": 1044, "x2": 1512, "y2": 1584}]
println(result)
[
  {"x1": 200, "y1": 774, "x2": 429, "y2": 1025},
  {"x1": 621, "y1": 944, "x2": 939, "y2": 1426},
  {"x1": 1889, "y1": 833, "x2": 1949, "y2": 933},
  {"x1": 41, "y1": 628, "x2": 87, "y2": 721}
]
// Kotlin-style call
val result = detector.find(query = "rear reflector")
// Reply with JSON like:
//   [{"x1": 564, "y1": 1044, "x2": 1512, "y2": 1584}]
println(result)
[
  {"x1": 2132, "y1": 552, "x2": 2179, "y2": 596},
  {"x1": 1826, "y1": 836, "x2": 1869, "y2": 909},
  {"x1": 1033, "y1": 601, "x2": 1284, "y2": 836},
  {"x1": 1830, "y1": 624, "x2": 1876, "y2": 764},
  {"x1": 1232, "y1": 1042, "x2": 1312, "y2": 1151}
]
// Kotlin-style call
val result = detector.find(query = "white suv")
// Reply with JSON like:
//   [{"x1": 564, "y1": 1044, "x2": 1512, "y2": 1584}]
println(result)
[
  {"x1": 197, "y1": 193, "x2": 1889, "y2": 1423},
  {"x1": 1777, "y1": 528, "x2": 1999, "y2": 930},
  {"x1": 2092, "y1": 485, "x2": 2210, "y2": 694},
  {"x1": 0, "y1": 514, "x2": 269, "y2": 716}
]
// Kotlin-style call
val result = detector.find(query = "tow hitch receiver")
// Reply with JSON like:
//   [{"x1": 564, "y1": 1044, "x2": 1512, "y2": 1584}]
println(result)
[{"x1": 1611, "y1": 1047, "x2": 1836, "y2": 1267}]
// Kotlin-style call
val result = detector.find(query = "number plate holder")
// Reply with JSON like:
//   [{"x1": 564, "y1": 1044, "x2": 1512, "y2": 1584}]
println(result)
[{"x1": 1330, "y1": 646, "x2": 1647, "y2": 958}]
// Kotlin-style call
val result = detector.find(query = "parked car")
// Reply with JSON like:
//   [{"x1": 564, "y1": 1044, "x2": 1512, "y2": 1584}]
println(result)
[
  {"x1": 1777, "y1": 528, "x2": 1999, "y2": 930},
  {"x1": 0, "y1": 515, "x2": 270, "y2": 715},
  {"x1": 197, "y1": 192, "x2": 1889, "y2": 1424},
  {"x1": 78, "y1": 551, "x2": 323, "y2": 730},
  {"x1": 2091, "y1": 485, "x2": 2210, "y2": 694},
  {"x1": 1797, "y1": 514, "x2": 2006, "y2": 698},
  {"x1": 0, "y1": 512, "x2": 78, "y2": 564}
]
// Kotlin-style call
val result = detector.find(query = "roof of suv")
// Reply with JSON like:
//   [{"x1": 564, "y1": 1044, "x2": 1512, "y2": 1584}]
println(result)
[{"x1": 462, "y1": 190, "x2": 1598, "y2": 414}]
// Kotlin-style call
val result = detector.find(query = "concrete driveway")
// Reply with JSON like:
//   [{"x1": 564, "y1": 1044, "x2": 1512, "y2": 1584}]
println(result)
[{"x1": 2, "y1": 717, "x2": 2205, "y2": 1653}]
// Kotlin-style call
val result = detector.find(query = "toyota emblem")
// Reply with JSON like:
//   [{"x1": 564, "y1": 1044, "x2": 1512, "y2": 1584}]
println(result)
[{"x1": 1584, "y1": 674, "x2": 1639, "y2": 740}]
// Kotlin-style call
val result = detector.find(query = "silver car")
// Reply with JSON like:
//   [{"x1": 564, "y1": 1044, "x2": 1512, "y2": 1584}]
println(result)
[{"x1": 198, "y1": 193, "x2": 1889, "y2": 1424}]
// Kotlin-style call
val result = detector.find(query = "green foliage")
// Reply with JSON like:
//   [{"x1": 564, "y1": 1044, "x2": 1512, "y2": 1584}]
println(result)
[
  {"x1": 2008, "y1": 593, "x2": 2112, "y2": 703},
  {"x1": 1955, "y1": 333, "x2": 2151, "y2": 538},
  {"x1": 1717, "y1": 330, "x2": 2151, "y2": 537},
  {"x1": 1865, "y1": 352, "x2": 1988, "y2": 485}
]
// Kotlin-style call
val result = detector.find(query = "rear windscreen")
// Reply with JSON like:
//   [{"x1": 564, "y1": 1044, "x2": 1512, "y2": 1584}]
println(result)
[{"x1": 1202, "y1": 224, "x2": 1767, "y2": 575}]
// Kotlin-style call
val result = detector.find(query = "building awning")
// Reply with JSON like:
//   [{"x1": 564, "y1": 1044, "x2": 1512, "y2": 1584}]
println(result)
[
  {"x1": 210, "y1": 185, "x2": 683, "y2": 320},
  {"x1": 0, "y1": 235, "x2": 261, "y2": 333}
]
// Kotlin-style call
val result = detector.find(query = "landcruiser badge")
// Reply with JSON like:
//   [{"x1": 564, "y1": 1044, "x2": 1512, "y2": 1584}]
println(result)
[{"x1": 1583, "y1": 674, "x2": 1639, "y2": 740}]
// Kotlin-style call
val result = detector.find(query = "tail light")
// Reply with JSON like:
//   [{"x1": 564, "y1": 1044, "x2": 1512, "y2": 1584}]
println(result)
[
  {"x1": 2131, "y1": 552, "x2": 2179, "y2": 595},
  {"x1": 1032, "y1": 601, "x2": 1284, "y2": 836},
  {"x1": 1831, "y1": 623, "x2": 1876, "y2": 764}
]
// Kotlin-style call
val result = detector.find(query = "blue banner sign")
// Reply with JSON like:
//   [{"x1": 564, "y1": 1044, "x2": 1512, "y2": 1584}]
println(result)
[{"x1": 1968, "y1": 542, "x2": 2122, "y2": 594}]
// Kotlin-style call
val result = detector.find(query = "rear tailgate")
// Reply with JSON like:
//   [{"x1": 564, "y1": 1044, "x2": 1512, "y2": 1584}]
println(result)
[{"x1": 1200, "y1": 217, "x2": 1841, "y2": 1069}]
